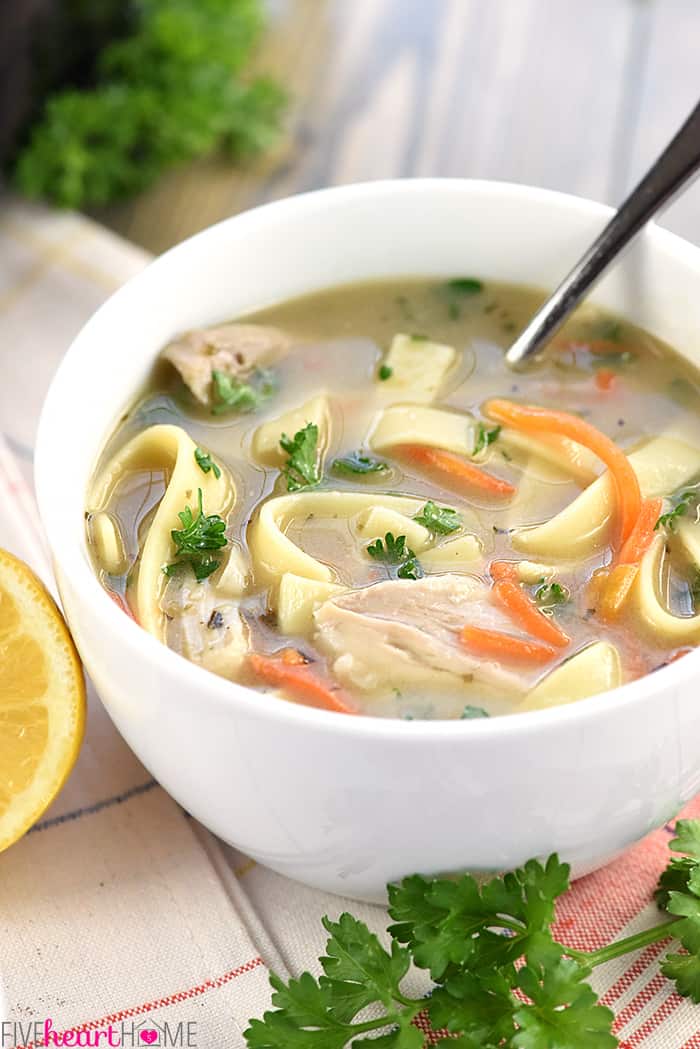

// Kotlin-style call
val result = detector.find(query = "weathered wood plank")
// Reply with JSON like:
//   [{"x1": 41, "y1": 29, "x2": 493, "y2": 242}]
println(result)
[
  {"x1": 98, "y1": 0, "x2": 644, "y2": 253},
  {"x1": 621, "y1": 0, "x2": 700, "y2": 246}
]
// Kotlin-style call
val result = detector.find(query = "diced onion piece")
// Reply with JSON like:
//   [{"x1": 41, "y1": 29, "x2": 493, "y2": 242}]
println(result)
[
  {"x1": 276, "y1": 574, "x2": 346, "y2": 636},
  {"x1": 253, "y1": 394, "x2": 331, "y2": 466}
]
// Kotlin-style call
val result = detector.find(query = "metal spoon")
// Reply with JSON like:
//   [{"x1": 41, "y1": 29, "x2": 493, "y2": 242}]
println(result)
[{"x1": 506, "y1": 97, "x2": 700, "y2": 369}]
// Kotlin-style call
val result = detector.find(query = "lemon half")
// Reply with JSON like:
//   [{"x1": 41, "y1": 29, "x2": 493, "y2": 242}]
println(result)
[{"x1": 0, "y1": 549, "x2": 85, "y2": 851}]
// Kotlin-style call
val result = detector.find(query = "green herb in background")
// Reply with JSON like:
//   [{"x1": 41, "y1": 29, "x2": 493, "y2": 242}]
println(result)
[
  {"x1": 13, "y1": 0, "x2": 285, "y2": 208},
  {"x1": 280, "y1": 422, "x2": 320, "y2": 491},
  {"x1": 164, "y1": 487, "x2": 227, "y2": 580},
  {"x1": 378, "y1": 364, "x2": 394, "y2": 381},
  {"x1": 245, "y1": 819, "x2": 700, "y2": 1048}
]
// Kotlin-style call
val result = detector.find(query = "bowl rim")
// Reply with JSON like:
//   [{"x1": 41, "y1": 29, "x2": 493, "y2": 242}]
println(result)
[{"x1": 35, "y1": 176, "x2": 700, "y2": 740}]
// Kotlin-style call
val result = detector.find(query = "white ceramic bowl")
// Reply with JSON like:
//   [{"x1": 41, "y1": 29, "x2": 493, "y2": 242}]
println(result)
[{"x1": 36, "y1": 180, "x2": 700, "y2": 901}]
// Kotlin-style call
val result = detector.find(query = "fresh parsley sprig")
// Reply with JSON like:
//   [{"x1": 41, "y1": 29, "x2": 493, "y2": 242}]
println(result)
[
  {"x1": 413, "y1": 500, "x2": 461, "y2": 535},
  {"x1": 366, "y1": 533, "x2": 423, "y2": 581},
  {"x1": 473, "y1": 423, "x2": 502, "y2": 457},
  {"x1": 280, "y1": 422, "x2": 321, "y2": 491},
  {"x1": 163, "y1": 488, "x2": 227, "y2": 581},
  {"x1": 655, "y1": 489, "x2": 699, "y2": 532},
  {"x1": 194, "y1": 447, "x2": 221, "y2": 479},
  {"x1": 211, "y1": 368, "x2": 275, "y2": 415},
  {"x1": 535, "y1": 581, "x2": 569, "y2": 607},
  {"x1": 246, "y1": 819, "x2": 700, "y2": 1048}
]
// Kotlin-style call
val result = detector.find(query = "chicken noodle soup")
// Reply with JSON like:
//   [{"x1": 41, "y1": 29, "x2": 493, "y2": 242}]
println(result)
[{"x1": 86, "y1": 279, "x2": 700, "y2": 718}]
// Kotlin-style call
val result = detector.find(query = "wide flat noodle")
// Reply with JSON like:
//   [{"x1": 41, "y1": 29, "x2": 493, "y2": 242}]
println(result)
[
  {"x1": 90, "y1": 424, "x2": 234, "y2": 640},
  {"x1": 521, "y1": 641, "x2": 622, "y2": 711},
  {"x1": 248, "y1": 491, "x2": 426, "y2": 585},
  {"x1": 370, "y1": 405, "x2": 475, "y2": 455},
  {"x1": 632, "y1": 535, "x2": 700, "y2": 644},
  {"x1": 513, "y1": 437, "x2": 700, "y2": 559}
]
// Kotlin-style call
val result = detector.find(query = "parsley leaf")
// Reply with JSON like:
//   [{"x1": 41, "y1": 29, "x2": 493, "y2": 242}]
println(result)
[
  {"x1": 194, "y1": 447, "x2": 221, "y2": 479},
  {"x1": 447, "y1": 277, "x2": 484, "y2": 295},
  {"x1": 655, "y1": 490, "x2": 698, "y2": 532},
  {"x1": 367, "y1": 533, "x2": 423, "y2": 580},
  {"x1": 461, "y1": 705, "x2": 489, "y2": 719},
  {"x1": 247, "y1": 822, "x2": 700, "y2": 1048},
  {"x1": 367, "y1": 532, "x2": 411, "y2": 563},
  {"x1": 280, "y1": 422, "x2": 321, "y2": 491},
  {"x1": 535, "y1": 582, "x2": 570, "y2": 607},
  {"x1": 378, "y1": 364, "x2": 393, "y2": 381},
  {"x1": 514, "y1": 948, "x2": 617, "y2": 1048},
  {"x1": 211, "y1": 368, "x2": 275, "y2": 415},
  {"x1": 332, "y1": 451, "x2": 389, "y2": 476},
  {"x1": 244, "y1": 914, "x2": 424, "y2": 1049},
  {"x1": 413, "y1": 500, "x2": 462, "y2": 535},
  {"x1": 164, "y1": 488, "x2": 227, "y2": 581},
  {"x1": 472, "y1": 423, "x2": 502, "y2": 457}
]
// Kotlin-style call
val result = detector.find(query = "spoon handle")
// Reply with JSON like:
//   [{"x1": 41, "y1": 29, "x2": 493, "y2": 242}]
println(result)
[{"x1": 506, "y1": 97, "x2": 700, "y2": 368}]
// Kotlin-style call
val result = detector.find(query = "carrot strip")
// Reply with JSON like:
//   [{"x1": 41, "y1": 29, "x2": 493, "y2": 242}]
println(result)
[
  {"x1": 459, "y1": 626, "x2": 557, "y2": 665},
  {"x1": 492, "y1": 578, "x2": 569, "y2": 648},
  {"x1": 595, "y1": 368, "x2": 616, "y2": 392},
  {"x1": 598, "y1": 564, "x2": 638, "y2": 620},
  {"x1": 483, "y1": 400, "x2": 641, "y2": 546},
  {"x1": 617, "y1": 497, "x2": 662, "y2": 565},
  {"x1": 598, "y1": 497, "x2": 663, "y2": 619},
  {"x1": 489, "y1": 560, "x2": 519, "y2": 582},
  {"x1": 400, "y1": 444, "x2": 516, "y2": 496},
  {"x1": 248, "y1": 652, "x2": 357, "y2": 714}
]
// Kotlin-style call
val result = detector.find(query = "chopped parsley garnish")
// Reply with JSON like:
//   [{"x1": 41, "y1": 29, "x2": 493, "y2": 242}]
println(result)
[
  {"x1": 655, "y1": 489, "x2": 699, "y2": 532},
  {"x1": 461, "y1": 705, "x2": 489, "y2": 719},
  {"x1": 411, "y1": 332, "x2": 429, "y2": 341},
  {"x1": 378, "y1": 364, "x2": 393, "y2": 381},
  {"x1": 331, "y1": 451, "x2": 389, "y2": 476},
  {"x1": 413, "y1": 500, "x2": 461, "y2": 535},
  {"x1": 535, "y1": 581, "x2": 570, "y2": 606},
  {"x1": 472, "y1": 422, "x2": 502, "y2": 456},
  {"x1": 367, "y1": 532, "x2": 423, "y2": 579},
  {"x1": 448, "y1": 301, "x2": 460, "y2": 320},
  {"x1": 245, "y1": 818, "x2": 700, "y2": 1049},
  {"x1": 446, "y1": 276, "x2": 483, "y2": 294},
  {"x1": 164, "y1": 488, "x2": 227, "y2": 581},
  {"x1": 396, "y1": 555, "x2": 423, "y2": 580},
  {"x1": 211, "y1": 368, "x2": 275, "y2": 415},
  {"x1": 279, "y1": 422, "x2": 321, "y2": 491},
  {"x1": 194, "y1": 447, "x2": 221, "y2": 479}
]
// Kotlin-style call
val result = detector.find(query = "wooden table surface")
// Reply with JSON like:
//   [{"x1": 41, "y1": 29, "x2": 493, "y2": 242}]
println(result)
[{"x1": 98, "y1": 0, "x2": 700, "y2": 255}]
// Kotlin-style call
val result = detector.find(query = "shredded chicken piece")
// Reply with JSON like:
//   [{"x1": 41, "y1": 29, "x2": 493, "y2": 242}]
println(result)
[
  {"x1": 313, "y1": 574, "x2": 542, "y2": 694},
  {"x1": 161, "y1": 322, "x2": 291, "y2": 404}
]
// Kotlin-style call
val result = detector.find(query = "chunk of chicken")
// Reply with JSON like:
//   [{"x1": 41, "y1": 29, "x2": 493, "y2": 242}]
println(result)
[
  {"x1": 161, "y1": 572, "x2": 249, "y2": 678},
  {"x1": 161, "y1": 322, "x2": 291, "y2": 404},
  {"x1": 313, "y1": 574, "x2": 540, "y2": 695}
]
